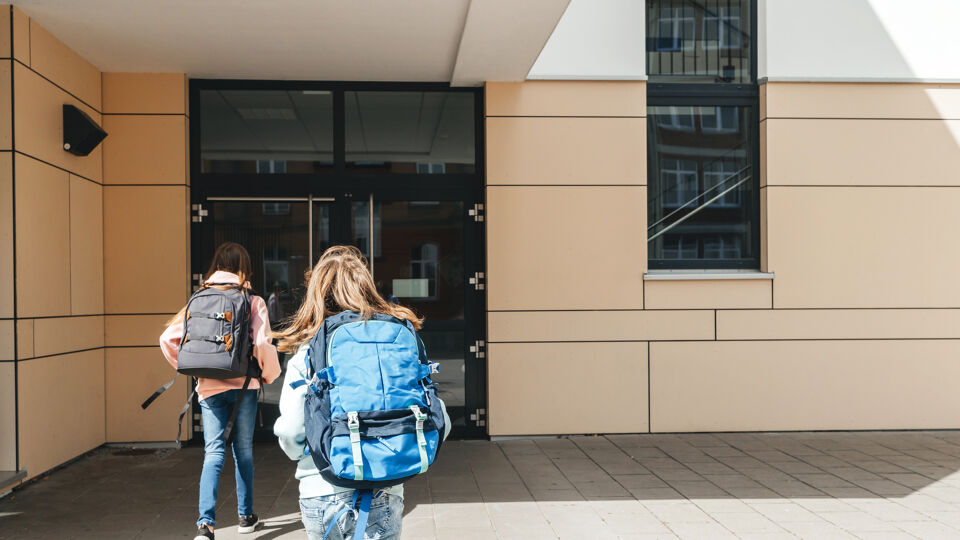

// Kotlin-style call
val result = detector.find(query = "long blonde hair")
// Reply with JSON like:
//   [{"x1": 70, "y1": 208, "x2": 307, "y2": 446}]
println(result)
[
  {"x1": 273, "y1": 245, "x2": 423, "y2": 353},
  {"x1": 166, "y1": 242, "x2": 254, "y2": 327}
]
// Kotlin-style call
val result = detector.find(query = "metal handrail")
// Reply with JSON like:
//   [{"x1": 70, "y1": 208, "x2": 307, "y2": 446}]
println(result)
[
  {"x1": 648, "y1": 164, "x2": 750, "y2": 231},
  {"x1": 648, "y1": 174, "x2": 752, "y2": 243}
]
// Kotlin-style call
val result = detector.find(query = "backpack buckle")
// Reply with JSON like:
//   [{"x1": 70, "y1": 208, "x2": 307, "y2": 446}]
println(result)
[
  {"x1": 214, "y1": 312, "x2": 226, "y2": 320},
  {"x1": 347, "y1": 412, "x2": 361, "y2": 443}
]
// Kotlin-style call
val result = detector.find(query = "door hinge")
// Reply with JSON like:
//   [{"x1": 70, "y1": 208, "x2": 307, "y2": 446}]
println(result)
[
  {"x1": 469, "y1": 340, "x2": 486, "y2": 359},
  {"x1": 469, "y1": 408, "x2": 487, "y2": 427},
  {"x1": 191, "y1": 203, "x2": 208, "y2": 223},
  {"x1": 468, "y1": 272, "x2": 485, "y2": 290},
  {"x1": 468, "y1": 203, "x2": 484, "y2": 222}
]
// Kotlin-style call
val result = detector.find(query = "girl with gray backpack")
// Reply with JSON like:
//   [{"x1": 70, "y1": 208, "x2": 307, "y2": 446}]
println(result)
[
  {"x1": 158, "y1": 242, "x2": 282, "y2": 540},
  {"x1": 273, "y1": 246, "x2": 450, "y2": 540}
]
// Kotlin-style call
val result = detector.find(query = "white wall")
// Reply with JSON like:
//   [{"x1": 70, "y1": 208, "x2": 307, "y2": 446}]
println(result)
[
  {"x1": 526, "y1": 0, "x2": 646, "y2": 80},
  {"x1": 762, "y1": 0, "x2": 960, "y2": 82}
]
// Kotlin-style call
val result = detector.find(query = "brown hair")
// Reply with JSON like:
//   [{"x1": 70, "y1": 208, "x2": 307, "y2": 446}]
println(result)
[
  {"x1": 165, "y1": 242, "x2": 254, "y2": 326},
  {"x1": 273, "y1": 245, "x2": 422, "y2": 353}
]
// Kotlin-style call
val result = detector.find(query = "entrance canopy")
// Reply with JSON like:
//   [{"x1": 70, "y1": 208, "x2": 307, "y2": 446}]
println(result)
[{"x1": 11, "y1": 0, "x2": 570, "y2": 85}]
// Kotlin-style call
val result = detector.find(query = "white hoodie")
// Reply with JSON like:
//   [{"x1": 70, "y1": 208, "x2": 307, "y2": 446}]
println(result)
[{"x1": 273, "y1": 344, "x2": 451, "y2": 499}]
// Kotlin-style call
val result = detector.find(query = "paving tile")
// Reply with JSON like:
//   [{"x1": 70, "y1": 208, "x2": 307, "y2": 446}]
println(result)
[
  {"x1": 707, "y1": 511, "x2": 786, "y2": 533},
  {"x1": 820, "y1": 511, "x2": 903, "y2": 532},
  {"x1": 663, "y1": 521, "x2": 738, "y2": 538},
  {"x1": 888, "y1": 521, "x2": 960, "y2": 539},
  {"x1": 748, "y1": 501, "x2": 825, "y2": 522},
  {"x1": 780, "y1": 521, "x2": 860, "y2": 539},
  {"x1": 642, "y1": 501, "x2": 714, "y2": 523}
]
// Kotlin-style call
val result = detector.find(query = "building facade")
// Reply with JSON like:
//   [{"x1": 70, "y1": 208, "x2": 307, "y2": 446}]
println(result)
[{"x1": 2, "y1": 0, "x2": 959, "y2": 486}]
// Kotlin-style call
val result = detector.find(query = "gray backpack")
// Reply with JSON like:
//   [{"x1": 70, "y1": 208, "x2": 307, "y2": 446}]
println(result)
[{"x1": 142, "y1": 283, "x2": 261, "y2": 442}]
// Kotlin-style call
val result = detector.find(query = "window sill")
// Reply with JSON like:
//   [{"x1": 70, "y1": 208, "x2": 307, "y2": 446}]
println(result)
[{"x1": 644, "y1": 269, "x2": 774, "y2": 281}]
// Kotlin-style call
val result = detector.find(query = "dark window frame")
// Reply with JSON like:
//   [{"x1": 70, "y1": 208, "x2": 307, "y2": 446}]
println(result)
[{"x1": 646, "y1": 0, "x2": 760, "y2": 270}]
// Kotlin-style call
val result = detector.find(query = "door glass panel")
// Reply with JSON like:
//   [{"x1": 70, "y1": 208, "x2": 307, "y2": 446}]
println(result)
[
  {"x1": 200, "y1": 89, "x2": 334, "y2": 174},
  {"x1": 345, "y1": 91, "x2": 476, "y2": 174},
  {"x1": 211, "y1": 201, "x2": 309, "y2": 439},
  {"x1": 368, "y1": 201, "x2": 467, "y2": 421}
]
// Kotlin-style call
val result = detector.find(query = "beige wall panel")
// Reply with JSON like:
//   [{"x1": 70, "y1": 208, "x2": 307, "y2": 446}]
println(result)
[
  {"x1": 70, "y1": 176, "x2": 103, "y2": 314},
  {"x1": 488, "y1": 342, "x2": 647, "y2": 435},
  {"x1": 719, "y1": 309, "x2": 960, "y2": 341},
  {"x1": 486, "y1": 117, "x2": 645, "y2": 186},
  {"x1": 766, "y1": 83, "x2": 960, "y2": 120},
  {"x1": 0, "y1": 319, "x2": 12, "y2": 360},
  {"x1": 0, "y1": 7, "x2": 9, "y2": 58},
  {"x1": 766, "y1": 118, "x2": 960, "y2": 186},
  {"x1": 15, "y1": 155, "x2": 70, "y2": 317},
  {"x1": 105, "y1": 314, "x2": 172, "y2": 347},
  {"x1": 18, "y1": 349, "x2": 105, "y2": 479},
  {"x1": 488, "y1": 310, "x2": 713, "y2": 342},
  {"x1": 16, "y1": 318, "x2": 32, "y2": 359},
  {"x1": 103, "y1": 186, "x2": 188, "y2": 313},
  {"x1": 32, "y1": 315, "x2": 104, "y2": 358},
  {"x1": 767, "y1": 187, "x2": 960, "y2": 308},
  {"x1": 14, "y1": 63, "x2": 102, "y2": 181},
  {"x1": 645, "y1": 279, "x2": 772, "y2": 310},
  {"x1": 102, "y1": 115, "x2": 186, "y2": 185},
  {"x1": 0, "y1": 152, "x2": 11, "y2": 317},
  {"x1": 758, "y1": 121, "x2": 766, "y2": 188},
  {"x1": 759, "y1": 82, "x2": 766, "y2": 121},
  {"x1": 28, "y1": 19, "x2": 100, "y2": 110},
  {"x1": 106, "y1": 347, "x2": 188, "y2": 442},
  {"x1": 651, "y1": 340, "x2": 960, "y2": 432},
  {"x1": 759, "y1": 187, "x2": 768, "y2": 272},
  {"x1": 0, "y1": 61, "x2": 10, "y2": 149},
  {"x1": 0, "y1": 362, "x2": 15, "y2": 470},
  {"x1": 11, "y1": 7, "x2": 28, "y2": 65},
  {"x1": 102, "y1": 73, "x2": 187, "y2": 114},
  {"x1": 487, "y1": 186, "x2": 646, "y2": 310},
  {"x1": 486, "y1": 81, "x2": 646, "y2": 117}
]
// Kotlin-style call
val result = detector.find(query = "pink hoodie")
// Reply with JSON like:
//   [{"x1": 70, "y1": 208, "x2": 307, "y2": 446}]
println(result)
[{"x1": 159, "y1": 271, "x2": 282, "y2": 401}]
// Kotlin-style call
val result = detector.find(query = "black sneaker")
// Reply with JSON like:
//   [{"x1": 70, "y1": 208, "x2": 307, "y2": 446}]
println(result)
[
  {"x1": 238, "y1": 514, "x2": 262, "y2": 534},
  {"x1": 194, "y1": 524, "x2": 214, "y2": 540}
]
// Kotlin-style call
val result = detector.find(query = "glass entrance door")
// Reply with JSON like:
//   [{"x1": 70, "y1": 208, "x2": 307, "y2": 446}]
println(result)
[{"x1": 197, "y1": 193, "x2": 484, "y2": 439}]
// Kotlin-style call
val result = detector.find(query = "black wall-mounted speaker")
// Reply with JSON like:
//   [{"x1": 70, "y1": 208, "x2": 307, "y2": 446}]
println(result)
[{"x1": 63, "y1": 104, "x2": 107, "y2": 156}]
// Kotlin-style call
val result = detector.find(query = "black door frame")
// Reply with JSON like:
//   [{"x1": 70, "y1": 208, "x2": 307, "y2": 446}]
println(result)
[{"x1": 188, "y1": 79, "x2": 487, "y2": 439}]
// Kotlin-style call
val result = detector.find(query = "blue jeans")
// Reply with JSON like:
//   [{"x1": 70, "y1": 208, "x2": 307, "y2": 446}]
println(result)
[
  {"x1": 300, "y1": 491, "x2": 403, "y2": 540},
  {"x1": 197, "y1": 389, "x2": 259, "y2": 528}
]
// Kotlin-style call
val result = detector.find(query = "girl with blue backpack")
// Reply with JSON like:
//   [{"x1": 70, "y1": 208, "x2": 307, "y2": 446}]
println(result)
[
  {"x1": 159, "y1": 242, "x2": 282, "y2": 540},
  {"x1": 273, "y1": 245, "x2": 450, "y2": 540}
]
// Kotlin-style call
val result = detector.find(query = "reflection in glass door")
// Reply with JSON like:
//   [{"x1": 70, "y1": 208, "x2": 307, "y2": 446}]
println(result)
[
  {"x1": 200, "y1": 194, "x2": 482, "y2": 439},
  {"x1": 208, "y1": 198, "x2": 334, "y2": 440}
]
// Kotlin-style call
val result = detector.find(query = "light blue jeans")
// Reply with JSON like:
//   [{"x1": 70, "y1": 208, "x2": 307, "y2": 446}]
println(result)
[
  {"x1": 197, "y1": 389, "x2": 259, "y2": 528},
  {"x1": 300, "y1": 491, "x2": 403, "y2": 540}
]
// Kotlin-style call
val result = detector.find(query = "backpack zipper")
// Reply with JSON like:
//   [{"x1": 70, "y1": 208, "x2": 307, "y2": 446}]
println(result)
[{"x1": 374, "y1": 436, "x2": 401, "y2": 454}]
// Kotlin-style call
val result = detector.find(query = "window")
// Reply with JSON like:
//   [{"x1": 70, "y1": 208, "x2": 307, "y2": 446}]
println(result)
[
  {"x1": 196, "y1": 87, "x2": 478, "y2": 177},
  {"x1": 656, "y1": 106, "x2": 695, "y2": 132},
  {"x1": 654, "y1": 6, "x2": 695, "y2": 52},
  {"x1": 702, "y1": 7, "x2": 742, "y2": 50},
  {"x1": 647, "y1": 0, "x2": 753, "y2": 84},
  {"x1": 701, "y1": 106, "x2": 739, "y2": 133},
  {"x1": 647, "y1": 0, "x2": 758, "y2": 269},
  {"x1": 408, "y1": 243, "x2": 439, "y2": 300},
  {"x1": 660, "y1": 159, "x2": 699, "y2": 208},
  {"x1": 345, "y1": 91, "x2": 475, "y2": 174}
]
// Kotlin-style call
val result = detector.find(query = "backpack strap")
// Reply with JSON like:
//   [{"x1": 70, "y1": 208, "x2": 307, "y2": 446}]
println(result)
[
  {"x1": 410, "y1": 405, "x2": 430, "y2": 474},
  {"x1": 141, "y1": 373, "x2": 179, "y2": 409},
  {"x1": 352, "y1": 490, "x2": 373, "y2": 540},
  {"x1": 320, "y1": 490, "x2": 373, "y2": 540},
  {"x1": 347, "y1": 411, "x2": 363, "y2": 480},
  {"x1": 175, "y1": 385, "x2": 196, "y2": 446},
  {"x1": 221, "y1": 375, "x2": 252, "y2": 442},
  {"x1": 401, "y1": 319, "x2": 428, "y2": 363}
]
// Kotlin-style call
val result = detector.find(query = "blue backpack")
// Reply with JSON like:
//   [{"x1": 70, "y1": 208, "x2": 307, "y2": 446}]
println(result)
[{"x1": 294, "y1": 311, "x2": 445, "y2": 539}]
